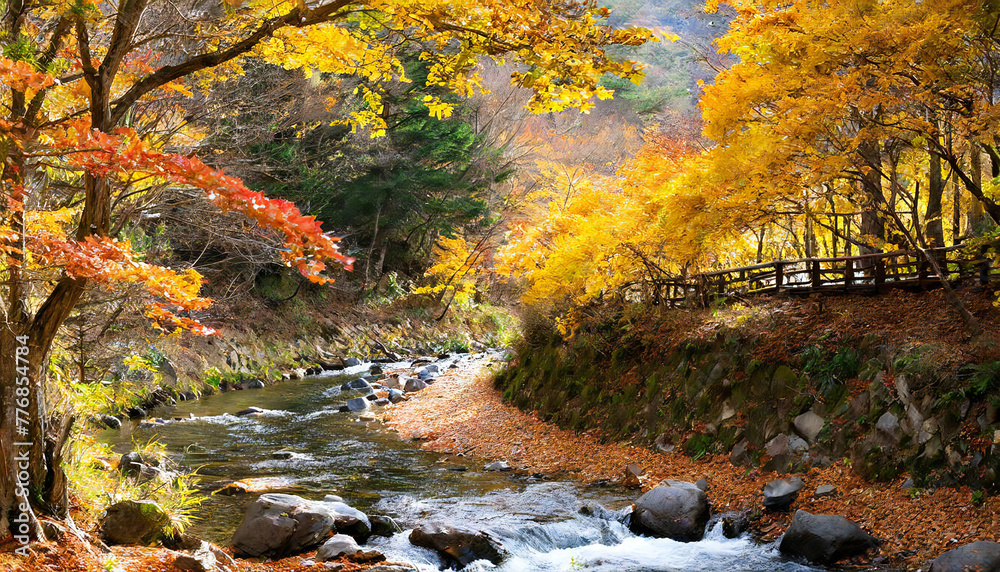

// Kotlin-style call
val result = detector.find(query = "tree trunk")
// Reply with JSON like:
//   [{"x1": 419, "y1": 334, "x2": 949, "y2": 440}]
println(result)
[
  {"x1": 926, "y1": 147, "x2": 945, "y2": 248},
  {"x1": 857, "y1": 140, "x2": 885, "y2": 272},
  {"x1": 968, "y1": 146, "x2": 986, "y2": 233}
]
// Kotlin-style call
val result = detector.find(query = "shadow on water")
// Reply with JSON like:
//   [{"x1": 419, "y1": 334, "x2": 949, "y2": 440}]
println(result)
[{"x1": 97, "y1": 362, "x2": 833, "y2": 571}]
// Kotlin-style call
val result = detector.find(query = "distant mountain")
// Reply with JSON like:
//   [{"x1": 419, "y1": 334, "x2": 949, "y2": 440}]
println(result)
[{"x1": 602, "y1": 0, "x2": 731, "y2": 114}]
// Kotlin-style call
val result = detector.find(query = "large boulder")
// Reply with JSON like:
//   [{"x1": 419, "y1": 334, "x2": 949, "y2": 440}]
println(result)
[
  {"x1": 928, "y1": 541, "x2": 1000, "y2": 572},
  {"x1": 101, "y1": 500, "x2": 171, "y2": 545},
  {"x1": 763, "y1": 477, "x2": 804, "y2": 511},
  {"x1": 628, "y1": 480, "x2": 710, "y2": 542},
  {"x1": 230, "y1": 493, "x2": 370, "y2": 557},
  {"x1": 778, "y1": 510, "x2": 880, "y2": 564},
  {"x1": 409, "y1": 523, "x2": 504, "y2": 569}
]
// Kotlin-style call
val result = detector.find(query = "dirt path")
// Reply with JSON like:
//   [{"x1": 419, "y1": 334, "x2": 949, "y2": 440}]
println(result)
[{"x1": 383, "y1": 353, "x2": 1000, "y2": 570}]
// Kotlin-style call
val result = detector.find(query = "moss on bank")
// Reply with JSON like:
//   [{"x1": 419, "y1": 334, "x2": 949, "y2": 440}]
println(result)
[{"x1": 494, "y1": 290, "x2": 1000, "y2": 492}]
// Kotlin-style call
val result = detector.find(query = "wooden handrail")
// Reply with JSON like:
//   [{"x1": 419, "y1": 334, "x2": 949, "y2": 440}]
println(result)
[{"x1": 630, "y1": 245, "x2": 990, "y2": 307}]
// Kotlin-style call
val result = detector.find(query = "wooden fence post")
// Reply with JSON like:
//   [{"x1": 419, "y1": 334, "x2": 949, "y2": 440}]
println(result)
[
  {"x1": 918, "y1": 256, "x2": 930, "y2": 289},
  {"x1": 875, "y1": 258, "x2": 886, "y2": 292},
  {"x1": 811, "y1": 259, "x2": 821, "y2": 290},
  {"x1": 844, "y1": 259, "x2": 854, "y2": 290},
  {"x1": 774, "y1": 262, "x2": 784, "y2": 292}
]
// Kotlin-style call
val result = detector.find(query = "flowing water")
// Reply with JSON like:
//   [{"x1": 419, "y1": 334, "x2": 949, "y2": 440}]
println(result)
[{"x1": 98, "y1": 357, "x2": 825, "y2": 572}]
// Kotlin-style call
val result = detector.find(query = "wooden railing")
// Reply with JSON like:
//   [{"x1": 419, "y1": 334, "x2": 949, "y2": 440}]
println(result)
[{"x1": 623, "y1": 245, "x2": 998, "y2": 307}]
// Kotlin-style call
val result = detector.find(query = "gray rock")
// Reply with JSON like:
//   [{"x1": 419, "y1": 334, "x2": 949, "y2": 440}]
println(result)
[
  {"x1": 374, "y1": 398, "x2": 391, "y2": 407},
  {"x1": 173, "y1": 552, "x2": 215, "y2": 572},
  {"x1": 334, "y1": 513, "x2": 371, "y2": 542},
  {"x1": 246, "y1": 380, "x2": 265, "y2": 389},
  {"x1": 383, "y1": 376, "x2": 402, "y2": 390},
  {"x1": 814, "y1": 485, "x2": 837, "y2": 498},
  {"x1": 179, "y1": 391, "x2": 198, "y2": 401},
  {"x1": 101, "y1": 500, "x2": 171, "y2": 545},
  {"x1": 719, "y1": 401, "x2": 737, "y2": 422},
  {"x1": 794, "y1": 411, "x2": 825, "y2": 443},
  {"x1": 763, "y1": 477, "x2": 804, "y2": 511},
  {"x1": 730, "y1": 439, "x2": 751, "y2": 466},
  {"x1": 127, "y1": 407, "x2": 147, "y2": 419},
  {"x1": 928, "y1": 541, "x2": 1000, "y2": 572},
  {"x1": 778, "y1": 510, "x2": 880, "y2": 564},
  {"x1": 346, "y1": 397, "x2": 369, "y2": 412},
  {"x1": 409, "y1": 522, "x2": 504, "y2": 569},
  {"x1": 271, "y1": 451, "x2": 294, "y2": 460},
  {"x1": 787, "y1": 434, "x2": 809, "y2": 455},
  {"x1": 230, "y1": 493, "x2": 370, "y2": 558},
  {"x1": 316, "y1": 534, "x2": 361, "y2": 561},
  {"x1": 342, "y1": 357, "x2": 362, "y2": 368},
  {"x1": 894, "y1": 373, "x2": 913, "y2": 408},
  {"x1": 484, "y1": 461, "x2": 512, "y2": 472},
  {"x1": 875, "y1": 412, "x2": 900, "y2": 444},
  {"x1": 917, "y1": 417, "x2": 939, "y2": 445},
  {"x1": 718, "y1": 511, "x2": 750, "y2": 539},
  {"x1": 370, "y1": 515, "x2": 401, "y2": 537},
  {"x1": 766, "y1": 434, "x2": 791, "y2": 458},
  {"x1": 695, "y1": 478, "x2": 709, "y2": 491},
  {"x1": 388, "y1": 389, "x2": 405, "y2": 404},
  {"x1": 369, "y1": 365, "x2": 384, "y2": 375},
  {"x1": 173, "y1": 539, "x2": 231, "y2": 572},
  {"x1": 629, "y1": 480, "x2": 710, "y2": 542},
  {"x1": 404, "y1": 378, "x2": 428, "y2": 392},
  {"x1": 235, "y1": 407, "x2": 265, "y2": 417},
  {"x1": 342, "y1": 378, "x2": 373, "y2": 392},
  {"x1": 417, "y1": 368, "x2": 436, "y2": 380},
  {"x1": 101, "y1": 415, "x2": 122, "y2": 430},
  {"x1": 655, "y1": 433, "x2": 676, "y2": 454}
]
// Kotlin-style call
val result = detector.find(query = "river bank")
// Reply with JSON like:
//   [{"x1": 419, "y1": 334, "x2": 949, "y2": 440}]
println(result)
[{"x1": 383, "y1": 352, "x2": 1000, "y2": 570}]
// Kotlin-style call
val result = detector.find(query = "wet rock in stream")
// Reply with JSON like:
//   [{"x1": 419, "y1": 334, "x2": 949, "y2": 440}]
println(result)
[
  {"x1": 628, "y1": 480, "x2": 711, "y2": 542},
  {"x1": 230, "y1": 493, "x2": 370, "y2": 558},
  {"x1": 778, "y1": 510, "x2": 880, "y2": 564},
  {"x1": 408, "y1": 522, "x2": 504, "y2": 569},
  {"x1": 316, "y1": 534, "x2": 362, "y2": 561}
]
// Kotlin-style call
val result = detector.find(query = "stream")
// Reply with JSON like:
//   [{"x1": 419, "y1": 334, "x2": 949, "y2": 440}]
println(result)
[{"x1": 99, "y1": 356, "x2": 825, "y2": 572}]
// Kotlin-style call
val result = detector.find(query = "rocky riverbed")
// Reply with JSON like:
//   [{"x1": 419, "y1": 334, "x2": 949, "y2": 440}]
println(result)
[{"x1": 21, "y1": 350, "x2": 996, "y2": 572}]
